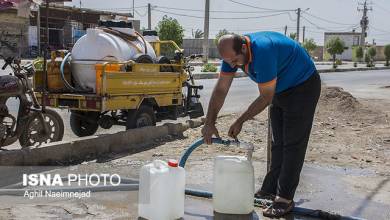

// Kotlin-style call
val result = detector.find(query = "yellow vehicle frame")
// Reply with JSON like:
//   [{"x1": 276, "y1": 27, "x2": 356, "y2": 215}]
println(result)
[{"x1": 34, "y1": 40, "x2": 191, "y2": 113}]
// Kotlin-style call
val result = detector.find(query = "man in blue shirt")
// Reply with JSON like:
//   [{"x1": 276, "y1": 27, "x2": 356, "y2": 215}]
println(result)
[{"x1": 201, "y1": 32, "x2": 321, "y2": 217}]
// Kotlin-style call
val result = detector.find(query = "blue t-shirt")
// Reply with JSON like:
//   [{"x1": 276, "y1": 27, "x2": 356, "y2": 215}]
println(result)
[{"x1": 221, "y1": 31, "x2": 316, "y2": 93}]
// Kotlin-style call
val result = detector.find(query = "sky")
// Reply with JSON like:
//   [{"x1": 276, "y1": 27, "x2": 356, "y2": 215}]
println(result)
[{"x1": 66, "y1": 0, "x2": 390, "y2": 46}]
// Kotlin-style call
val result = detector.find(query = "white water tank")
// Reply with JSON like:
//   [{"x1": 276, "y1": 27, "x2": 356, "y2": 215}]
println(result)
[
  {"x1": 71, "y1": 28, "x2": 156, "y2": 92},
  {"x1": 138, "y1": 160, "x2": 185, "y2": 220},
  {"x1": 213, "y1": 156, "x2": 254, "y2": 214}
]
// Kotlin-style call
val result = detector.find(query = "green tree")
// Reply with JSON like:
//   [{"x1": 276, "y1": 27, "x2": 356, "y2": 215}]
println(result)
[
  {"x1": 302, "y1": 38, "x2": 317, "y2": 57},
  {"x1": 355, "y1": 46, "x2": 364, "y2": 63},
  {"x1": 192, "y1": 29, "x2": 204, "y2": 39},
  {"x1": 201, "y1": 63, "x2": 217, "y2": 72},
  {"x1": 365, "y1": 53, "x2": 371, "y2": 67},
  {"x1": 384, "y1": 44, "x2": 390, "y2": 66},
  {"x1": 156, "y1": 15, "x2": 185, "y2": 46},
  {"x1": 368, "y1": 47, "x2": 377, "y2": 59},
  {"x1": 289, "y1": 33, "x2": 297, "y2": 41},
  {"x1": 325, "y1": 37, "x2": 346, "y2": 68},
  {"x1": 367, "y1": 47, "x2": 377, "y2": 67},
  {"x1": 214, "y1": 29, "x2": 233, "y2": 45}
]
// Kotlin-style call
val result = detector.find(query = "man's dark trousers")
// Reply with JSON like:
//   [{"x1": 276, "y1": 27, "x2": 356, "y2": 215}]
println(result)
[{"x1": 261, "y1": 72, "x2": 321, "y2": 200}]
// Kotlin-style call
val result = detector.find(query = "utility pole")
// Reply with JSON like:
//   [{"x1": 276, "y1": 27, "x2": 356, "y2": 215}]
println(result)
[
  {"x1": 37, "y1": 5, "x2": 41, "y2": 56},
  {"x1": 296, "y1": 8, "x2": 301, "y2": 42},
  {"x1": 148, "y1": 3, "x2": 151, "y2": 30},
  {"x1": 202, "y1": 0, "x2": 210, "y2": 63},
  {"x1": 284, "y1": 25, "x2": 287, "y2": 36},
  {"x1": 358, "y1": 0, "x2": 372, "y2": 46},
  {"x1": 302, "y1": 26, "x2": 306, "y2": 43},
  {"x1": 132, "y1": 0, "x2": 135, "y2": 18}
]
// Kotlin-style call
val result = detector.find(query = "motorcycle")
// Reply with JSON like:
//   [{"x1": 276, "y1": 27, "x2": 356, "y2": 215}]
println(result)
[{"x1": 0, "y1": 55, "x2": 64, "y2": 148}]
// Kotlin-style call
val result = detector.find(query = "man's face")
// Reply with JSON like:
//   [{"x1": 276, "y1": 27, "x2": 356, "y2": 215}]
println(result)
[{"x1": 221, "y1": 45, "x2": 248, "y2": 69}]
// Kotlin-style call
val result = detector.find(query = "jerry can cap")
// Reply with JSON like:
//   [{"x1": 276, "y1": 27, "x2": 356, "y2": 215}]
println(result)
[{"x1": 168, "y1": 159, "x2": 178, "y2": 167}]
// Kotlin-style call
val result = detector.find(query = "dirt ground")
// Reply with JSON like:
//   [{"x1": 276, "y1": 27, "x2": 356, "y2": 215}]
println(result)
[
  {"x1": 0, "y1": 86, "x2": 389, "y2": 219},
  {"x1": 116, "y1": 86, "x2": 390, "y2": 177}
]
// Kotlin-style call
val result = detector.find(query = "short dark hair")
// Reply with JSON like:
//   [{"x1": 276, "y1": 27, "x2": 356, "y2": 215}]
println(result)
[{"x1": 232, "y1": 34, "x2": 244, "y2": 54}]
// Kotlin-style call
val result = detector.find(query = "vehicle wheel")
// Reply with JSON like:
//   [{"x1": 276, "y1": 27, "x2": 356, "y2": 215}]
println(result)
[
  {"x1": 19, "y1": 109, "x2": 64, "y2": 148},
  {"x1": 70, "y1": 111, "x2": 99, "y2": 137},
  {"x1": 126, "y1": 105, "x2": 156, "y2": 130}
]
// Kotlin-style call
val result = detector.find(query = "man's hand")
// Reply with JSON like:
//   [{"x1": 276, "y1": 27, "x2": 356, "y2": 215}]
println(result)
[
  {"x1": 228, "y1": 119, "x2": 243, "y2": 139},
  {"x1": 201, "y1": 124, "x2": 220, "y2": 145},
  {"x1": 227, "y1": 79, "x2": 276, "y2": 139},
  {"x1": 202, "y1": 74, "x2": 233, "y2": 145}
]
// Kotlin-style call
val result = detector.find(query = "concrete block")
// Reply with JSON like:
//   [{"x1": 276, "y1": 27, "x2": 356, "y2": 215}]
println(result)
[
  {"x1": 0, "y1": 150, "x2": 23, "y2": 166},
  {"x1": 23, "y1": 142, "x2": 72, "y2": 165},
  {"x1": 0, "y1": 122, "x2": 194, "y2": 166}
]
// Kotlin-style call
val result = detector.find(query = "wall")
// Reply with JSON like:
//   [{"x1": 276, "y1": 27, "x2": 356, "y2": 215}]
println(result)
[
  {"x1": 352, "y1": 45, "x2": 387, "y2": 61},
  {"x1": 182, "y1": 38, "x2": 219, "y2": 58},
  {"x1": 0, "y1": 10, "x2": 30, "y2": 57},
  {"x1": 323, "y1": 33, "x2": 360, "y2": 61}
]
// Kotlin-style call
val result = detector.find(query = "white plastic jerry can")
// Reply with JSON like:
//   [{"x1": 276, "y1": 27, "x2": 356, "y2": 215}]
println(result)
[
  {"x1": 138, "y1": 159, "x2": 185, "y2": 220},
  {"x1": 138, "y1": 160, "x2": 170, "y2": 220},
  {"x1": 213, "y1": 156, "x2": 255, "y2": 214},
  {"x1": 167, "y1": 159, "x2": 186, "y2": 219}
]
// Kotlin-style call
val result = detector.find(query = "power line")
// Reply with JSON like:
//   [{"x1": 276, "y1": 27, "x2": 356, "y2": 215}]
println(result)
[
  {"x1": 153, "y1": 5, "x2": 288, "y2": 14},
  {"x1": 370, "y1": 32, "x2": 390, "y2": 36},
  {"x1": 304, "y1": 25, "x2": 359, "y2": 29},
  {"x1": 88, "y1": 6, "x2": 147, "y2": 11},
  {"x1": 228, "y1": 0, "x2": 295, "y2": 12},
  {"x1": 154, "y1": 5, "x2": 297, "y2": 23},
  {"x1": 303, "y1": 11, "x2": 356, "y2": 26},
  {"x1": 371, "y1": 26, "x2": 390, "y2": 34},
  {"x1": 301, "y1": 16, "x2": 359, "y2": 32},
  {"x1": 135, "y1": 9, "x2": 148, "y2": 17},
  {"x1": 153, "y1": 8, "x2": 290, "y2": 20},
  {"x1": 301, "y1": 16, "x2": 334, "y2": 31},
  {"x1": 183, "y1": 26, "x2": 286, "y2": 32},
  {"x1": 287, "y1": 12, "x2": 297, "y2": 22},
  {"x1": 373, "y1": 2, "x2": 390, "y2": 14}
]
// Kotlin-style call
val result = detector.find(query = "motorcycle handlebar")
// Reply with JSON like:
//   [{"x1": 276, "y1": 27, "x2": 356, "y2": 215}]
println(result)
[
  {"x1": 189, "y1": 54, "x2": 203, "y2": 59},
  {"x1": 0, "y1": 56, "x2": 13, "y2": 70}
]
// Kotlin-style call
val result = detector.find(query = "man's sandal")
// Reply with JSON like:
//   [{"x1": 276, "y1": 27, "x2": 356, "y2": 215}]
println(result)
[
  {"x1": 263, "y1": 201, "x2": 295, "y2": 218},
  {"x1": 254, "y1": 191, "x2": 275, "y2": 209}
]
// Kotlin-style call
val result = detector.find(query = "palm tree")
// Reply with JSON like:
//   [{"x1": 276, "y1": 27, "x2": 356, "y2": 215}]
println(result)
[{"x1": 192, "y1": 29, "x2": 204, "y2": 39}]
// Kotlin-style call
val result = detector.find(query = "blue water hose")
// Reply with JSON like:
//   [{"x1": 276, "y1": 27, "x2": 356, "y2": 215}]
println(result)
[
  {"x1": 179, "y1": 137, "x2": 231, "y2": 167},
  {"x1": 179, "y1": 138, "x2": 365, "y2": 220}
]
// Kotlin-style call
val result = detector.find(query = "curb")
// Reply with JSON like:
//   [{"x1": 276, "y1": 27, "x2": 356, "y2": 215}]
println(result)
[
  {"x1": 317, "y1": 66, "x2": 390, "y2": 73},
  {"x1": 0, "y1": 119, "x2": 204, "y2": 166},
  {"x1": 193, "y1": 66, "x2": 390, "y2": 80}
]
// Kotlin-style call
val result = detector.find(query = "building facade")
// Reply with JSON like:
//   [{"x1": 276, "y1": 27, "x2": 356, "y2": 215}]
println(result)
[
  {"x1": 0, "y1": 5, "x2": 140, "y2": 58},
  {"x1": 323, "y1": 32, "x2": 361, "y2": 61}
]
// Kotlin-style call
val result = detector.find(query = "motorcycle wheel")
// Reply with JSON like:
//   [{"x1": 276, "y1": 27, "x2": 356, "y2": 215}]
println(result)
[{"x1": 19, "y1": 109, "x2": 64, "y2": 148}]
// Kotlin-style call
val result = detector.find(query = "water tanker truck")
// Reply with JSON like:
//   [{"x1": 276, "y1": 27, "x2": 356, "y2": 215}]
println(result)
[{"x1": 33, "y1": 20, "x2": 204, "y2": 137}]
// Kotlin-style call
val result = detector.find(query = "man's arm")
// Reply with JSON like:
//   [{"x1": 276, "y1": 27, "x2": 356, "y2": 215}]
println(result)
[
  {"x1": 202, "y1": 74, "x2": 234, "y2": 144},
  {"x1": 205, "y1": 74, "x2": 234, "y2": 124},
  {"x1": 228, "y1": 79, "x2": 276, "y2": 138}
]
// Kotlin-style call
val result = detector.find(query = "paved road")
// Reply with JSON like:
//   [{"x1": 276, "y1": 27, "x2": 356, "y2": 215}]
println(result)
[
  {"x1": 1, "y1": 63, "x2": 389, "y2": 149},
  {"x1": 193, "y1": 62, "x2": 387, "y2": 73},
  {"x1": 198, "y1": 69, "x2": 390, "y2": 114}
]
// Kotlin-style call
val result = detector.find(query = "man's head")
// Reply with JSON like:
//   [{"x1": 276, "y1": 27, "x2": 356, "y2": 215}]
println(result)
[{"x1": 217, "y1": 34, "x2": 250, "y2": 69}]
